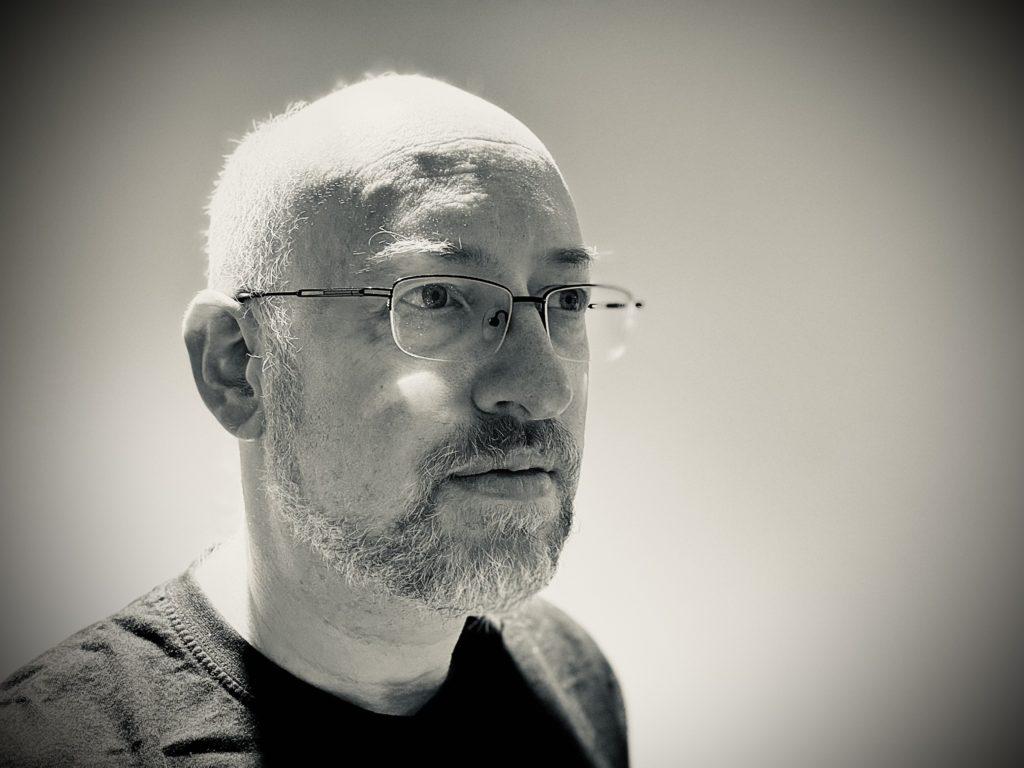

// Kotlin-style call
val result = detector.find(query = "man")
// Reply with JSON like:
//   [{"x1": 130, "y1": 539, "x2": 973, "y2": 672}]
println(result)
[{"x1": 1, "y1": 74, "x2": 636, "y2": 766}]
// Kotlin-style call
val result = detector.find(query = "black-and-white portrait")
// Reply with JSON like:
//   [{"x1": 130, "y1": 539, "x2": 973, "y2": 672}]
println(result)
[{"x1": 1, "y1": 3, "x2": 1021, "y2": 766}]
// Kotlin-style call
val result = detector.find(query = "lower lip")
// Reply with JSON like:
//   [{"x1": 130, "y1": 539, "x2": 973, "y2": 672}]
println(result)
[{"x1": 448, "y1": 469, "x2": 555, "y2": 500}]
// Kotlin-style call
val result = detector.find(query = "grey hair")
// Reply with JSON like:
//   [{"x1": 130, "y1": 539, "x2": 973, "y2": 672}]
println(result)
[
  {"x1": 202, "y1": 75, "x2": 409, "y2": 360},
  {"x1": 204, "y1": 72, "x2": 409, "y2": 298},
  {"x1": 205, "y1": 101, "x2": 313, "y2": 298},
  {"x1": 204, "y1": 100, "x2": 317, "y2": 373}
]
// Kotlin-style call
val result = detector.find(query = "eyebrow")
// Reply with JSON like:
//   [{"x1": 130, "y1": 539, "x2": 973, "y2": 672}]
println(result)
[{"x1": 357, "y1": 234, "x2": 598, "y2": 272}]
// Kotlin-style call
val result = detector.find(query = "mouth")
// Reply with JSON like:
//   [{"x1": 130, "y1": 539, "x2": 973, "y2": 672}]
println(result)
[{"x1": 448, "y1": 467, "x2": 556, "y2": 500}]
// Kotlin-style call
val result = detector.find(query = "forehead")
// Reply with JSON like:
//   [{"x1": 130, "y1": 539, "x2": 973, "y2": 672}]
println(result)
[{"x1": 297, "y1": 138, "x2": 583, "y2": 283}]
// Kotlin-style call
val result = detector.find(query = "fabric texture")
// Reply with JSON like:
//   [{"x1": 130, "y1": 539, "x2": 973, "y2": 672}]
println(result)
[{"x1": 0, "y1": 565, "x2": 628, "y2": 767}]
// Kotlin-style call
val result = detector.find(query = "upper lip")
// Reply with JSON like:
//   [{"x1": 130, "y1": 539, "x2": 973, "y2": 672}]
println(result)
[{"x1": 451, "y1": 452, "x2": 556, "y2": 477}]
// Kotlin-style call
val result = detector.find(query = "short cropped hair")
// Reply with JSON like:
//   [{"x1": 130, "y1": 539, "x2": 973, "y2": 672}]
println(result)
[{"x1": 205, "y1": 100, "x2": 312, "y2": 298}]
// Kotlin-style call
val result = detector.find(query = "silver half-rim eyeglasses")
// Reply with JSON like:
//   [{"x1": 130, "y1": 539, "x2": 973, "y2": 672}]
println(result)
[{"x1": 235, "y1": 274, "x2": 643, "y2": 363}]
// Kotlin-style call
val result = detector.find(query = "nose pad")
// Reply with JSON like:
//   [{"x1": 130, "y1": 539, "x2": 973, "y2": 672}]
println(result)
[
  {"x1": 481, "y1": 308, "x2": 509, "y2": 349},
  {"x1": 481, "y1": 302, "x2": 552, "y2": 356}
]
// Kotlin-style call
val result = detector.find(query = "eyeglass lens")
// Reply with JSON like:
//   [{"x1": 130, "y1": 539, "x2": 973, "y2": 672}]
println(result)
[{"x1": 389, "y1": 276, "x2": 636, "y2": 362}]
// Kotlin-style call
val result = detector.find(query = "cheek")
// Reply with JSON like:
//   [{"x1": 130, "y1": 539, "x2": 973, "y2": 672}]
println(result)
[
  {"x1": 299, "y1": 316, "x2": 467, "y2": 431},
  {"x1": 395, "y1": 369, "x2": 458, "y2": 418},
  {"x1": 352, "y1": 366, "x2": 470, "y2": 469},
  {"x1": 355, "y1": 362, "x2": 469, "y2": 427},
  {"x1": 296, "y1": 353, "x2": 470, "y2": 505}
]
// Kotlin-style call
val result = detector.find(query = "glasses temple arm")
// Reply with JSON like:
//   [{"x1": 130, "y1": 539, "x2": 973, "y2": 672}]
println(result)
[{"x1": 234, "y1": 288, "x2": 392, "y2": 301}]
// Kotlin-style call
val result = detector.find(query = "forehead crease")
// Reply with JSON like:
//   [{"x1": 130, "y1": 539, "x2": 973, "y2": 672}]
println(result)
[
  {"x1": 356, "y1": 140, "x2": 554, "y2": 210},
  {"x1": 408, "y1": 139, "x2": 540, "y2": 177},
  {"x1": 297, "y1": 139, "x2": 575, "y2": 278},
  {"x1": 356, "y1": 135, "x2": 551, "y2": 177}
]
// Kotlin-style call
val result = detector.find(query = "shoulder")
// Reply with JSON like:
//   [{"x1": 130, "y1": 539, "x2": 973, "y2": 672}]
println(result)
[
  {"x1": 500, "y1": 597, "x2": 625, "y2": 697},
  {"x1": 1, "y1": 581, "x2": 183, "y2": 704},
  {"x1": 0, "y1": 581, "x2": 186, "y2": 765},
  {"x1": 497, "y1": 598, "x2": 629, "y2": 767},
  {"x1": 502, "y1": 597, "x2": 612, "y2": 671}
]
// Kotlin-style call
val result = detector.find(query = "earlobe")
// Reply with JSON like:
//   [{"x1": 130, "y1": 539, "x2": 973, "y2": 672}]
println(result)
[{"x1": 183, "y1": 290, "x2": 265, "y2": 439}]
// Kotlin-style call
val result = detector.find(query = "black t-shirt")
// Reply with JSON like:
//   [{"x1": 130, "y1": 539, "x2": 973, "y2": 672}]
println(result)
[{"x1": 1, "y1": 566, "x2": 625, "y2": 766}]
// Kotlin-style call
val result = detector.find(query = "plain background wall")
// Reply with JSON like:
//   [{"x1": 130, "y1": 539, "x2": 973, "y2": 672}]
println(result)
[{"x1": 2, "y1": 3, "x2": 1022, "y2": 766}]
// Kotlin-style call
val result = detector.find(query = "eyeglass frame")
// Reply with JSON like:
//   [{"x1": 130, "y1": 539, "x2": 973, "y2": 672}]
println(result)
[{"x1": 234, "y1": 273, "x2": 643, "y2": 362}]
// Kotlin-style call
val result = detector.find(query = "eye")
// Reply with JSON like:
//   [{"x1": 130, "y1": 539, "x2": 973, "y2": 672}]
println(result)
[
  {"x1": 399, "y1": 282, "x2": 467, "y2": 311},
  {"x1": 395, "y1": 281, "x2": 478, "y2": 315},
  {"x1": 556, "y1": 288, "x2": 588, "y2": 312},
  {"x1": 419, "y1": 283, "x2": 449, "y2": 309}
]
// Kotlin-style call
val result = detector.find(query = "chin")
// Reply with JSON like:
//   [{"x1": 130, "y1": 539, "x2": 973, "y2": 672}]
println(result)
[
  {"x1": 410, "y1": 502, "x2": 574, "y2": 618},
  {"x1": 274, "y1": 472, "x2": 574, "y2": 618}
]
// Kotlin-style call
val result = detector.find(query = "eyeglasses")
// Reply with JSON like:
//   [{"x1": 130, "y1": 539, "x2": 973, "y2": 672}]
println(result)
[{"x1": 236, "y1": 274, "x2": 642, "y2": 363}]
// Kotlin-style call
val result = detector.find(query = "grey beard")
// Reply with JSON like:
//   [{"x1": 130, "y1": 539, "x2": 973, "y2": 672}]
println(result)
[{"x1": 258, "y1": 343, "x2": 579, "y2": 617}]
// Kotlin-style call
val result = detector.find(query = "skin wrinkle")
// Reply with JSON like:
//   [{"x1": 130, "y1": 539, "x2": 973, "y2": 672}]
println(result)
[
  {"x1": 349, "y1": 134, "x2": 558, "y2": 183},
  {"x1": 362, "y1": 237, "x2": 597, "y2": 269},
  {"x1": 362, "y1": 143, "x2": 553, "y2": 224},
  {"x1": 286, "y1": 138, "x2": 554, "y2": 240},
  {"x1": 298, "y1": 198, "x2": 571, "y2": 289},
  {"x1": 286, "y1": 141, "x2": 577, "y2": 287}
]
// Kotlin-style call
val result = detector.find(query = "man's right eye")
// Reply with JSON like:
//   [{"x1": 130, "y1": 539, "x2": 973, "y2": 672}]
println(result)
[
  {"x1": 418, "y1": 284, "x2": 449, "y2": 309},
  {"x1": 400, "y1": 283, "x2": 465, "y2": 310}
]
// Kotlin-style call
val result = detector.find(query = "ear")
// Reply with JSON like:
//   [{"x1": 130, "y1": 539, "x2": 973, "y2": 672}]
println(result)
[{"x1": 182, "y1": 289, "x2": 265, "y2": 440}]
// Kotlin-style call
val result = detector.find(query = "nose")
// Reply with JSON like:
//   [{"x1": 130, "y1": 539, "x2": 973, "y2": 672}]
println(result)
[{"x1": 471, "y1": 301, "x2": 575, "y2": 421}]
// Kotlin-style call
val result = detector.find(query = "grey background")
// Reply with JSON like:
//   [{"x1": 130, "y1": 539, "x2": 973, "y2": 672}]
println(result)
[{"x1": 2, "y1": 2, "x2": 1022, "y2": 766}]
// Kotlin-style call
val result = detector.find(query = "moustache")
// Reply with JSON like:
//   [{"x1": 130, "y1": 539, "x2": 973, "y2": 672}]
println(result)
[{"x1": 416, "y1": 416, "x2": 582, "y2": 489}]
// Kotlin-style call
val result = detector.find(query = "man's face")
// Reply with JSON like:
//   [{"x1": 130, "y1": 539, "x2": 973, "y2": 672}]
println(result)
[{"x1": 260, "y1": 140, "x2": 589, "y2": 615}]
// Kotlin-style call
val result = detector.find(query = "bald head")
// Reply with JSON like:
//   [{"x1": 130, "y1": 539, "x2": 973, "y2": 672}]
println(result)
[{"x1": 206, "y1": 74, "x2": 579, "y2": 296}]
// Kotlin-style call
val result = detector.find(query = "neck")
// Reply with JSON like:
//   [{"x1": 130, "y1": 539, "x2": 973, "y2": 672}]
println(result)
[{"x1": 194, "y1": 525, "x2": 466, "y2": 716}]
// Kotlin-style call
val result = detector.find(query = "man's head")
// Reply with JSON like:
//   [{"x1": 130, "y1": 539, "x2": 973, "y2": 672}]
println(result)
[{"x1": 185, "y1": 74, "x2": 590, "y2": 616}]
